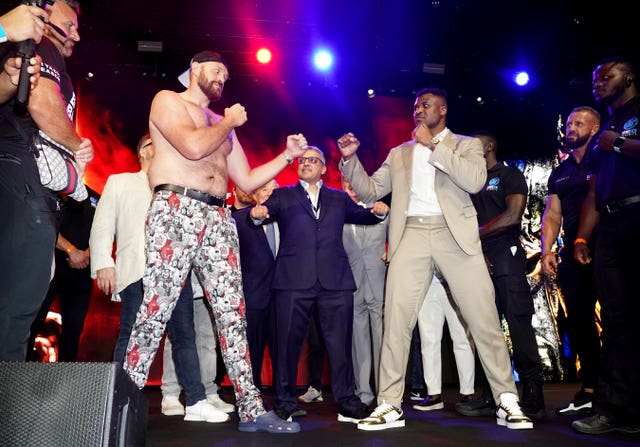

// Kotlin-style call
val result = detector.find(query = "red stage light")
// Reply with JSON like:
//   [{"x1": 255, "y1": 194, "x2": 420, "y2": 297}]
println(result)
[{"x1": 256, "y1": 48, "x2": 272, "y2": 64}]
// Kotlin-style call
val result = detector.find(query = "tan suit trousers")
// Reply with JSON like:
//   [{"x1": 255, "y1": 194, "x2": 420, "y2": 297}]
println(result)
[{"x1": 378, "y1": 215, "x2": 517, "y2": 406}]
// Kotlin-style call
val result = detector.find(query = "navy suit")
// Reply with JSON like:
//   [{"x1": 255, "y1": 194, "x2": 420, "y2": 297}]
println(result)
[
  {"x1": 232, "y1": 207, "x2": 277, "y2": 390},
  {"x1": 256, "y1": 182, "x2": 383, "y2": 415}
]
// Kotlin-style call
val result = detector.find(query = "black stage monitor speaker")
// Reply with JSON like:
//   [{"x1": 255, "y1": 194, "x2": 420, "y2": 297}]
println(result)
[{"x1": 0, "y1": 362, "x2": 147, "y2": 447}]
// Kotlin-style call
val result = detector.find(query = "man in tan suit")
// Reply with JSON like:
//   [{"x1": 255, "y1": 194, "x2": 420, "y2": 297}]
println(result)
[{"x1": 337, "y1": 87, "x2": 531, "y2": 431}]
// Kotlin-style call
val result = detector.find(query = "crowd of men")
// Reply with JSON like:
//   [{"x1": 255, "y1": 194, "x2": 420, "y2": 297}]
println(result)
[{"x1": 0, "y1": 1, "x2": 638, "y2": 438}]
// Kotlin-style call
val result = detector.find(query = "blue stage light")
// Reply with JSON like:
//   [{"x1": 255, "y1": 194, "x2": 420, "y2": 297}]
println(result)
[
  {"x1": 313, "y1": 49, "x2": 334, "y2": 71},
  {"x1": 514, "y1": 71, "x2": 530, "y2": 86}
]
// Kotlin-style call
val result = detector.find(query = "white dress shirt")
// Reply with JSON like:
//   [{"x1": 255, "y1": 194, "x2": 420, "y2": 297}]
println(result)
[{"x1": 408, "y1": 128, "x2": 449, "y2": 216}]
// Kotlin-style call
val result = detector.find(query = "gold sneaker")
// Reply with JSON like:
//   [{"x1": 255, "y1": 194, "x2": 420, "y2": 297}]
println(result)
[
  {"x1": 496, "y1": 393, "x2": 533, "y2": 430},
  {"x1": 357, "y1": 401, "x2": 405, "y2": 431}
]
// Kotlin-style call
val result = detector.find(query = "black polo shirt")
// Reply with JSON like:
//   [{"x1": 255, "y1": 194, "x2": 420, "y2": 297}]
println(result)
[
  {"x1": 547, "y1": 155, "x2": 591, "y2": 246},
  {"x1": 592, "y1": 95, "x2": 640, "y2": 211}
]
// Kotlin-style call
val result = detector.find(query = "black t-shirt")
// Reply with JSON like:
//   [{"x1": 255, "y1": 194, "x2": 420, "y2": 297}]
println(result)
[
  {"x1": 53, "y1": 188, "x2": 98, "y2": 268},
  {"x1": 592, "y1": 95, "x2": 640, "y2": 210},
  {"x1": 546, "y1": 155, "x2": 591, "y2": 245},
  {"x1": 0, "y1": 37, "x2": 75, "y2": 138},
  {"x1": 471, "y1": 163, "x2": 528, "y2": 244}
]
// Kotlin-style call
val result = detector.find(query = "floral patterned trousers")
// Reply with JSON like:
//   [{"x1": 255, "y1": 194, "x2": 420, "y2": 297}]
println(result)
[{"x1": 124, "y1": 190, "x2": 264, "y2": 421}]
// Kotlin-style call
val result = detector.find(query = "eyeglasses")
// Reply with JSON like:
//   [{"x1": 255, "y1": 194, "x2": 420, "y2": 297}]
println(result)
[{"x1": 298, "y1": 157, "x2": 323, "y2": 165}]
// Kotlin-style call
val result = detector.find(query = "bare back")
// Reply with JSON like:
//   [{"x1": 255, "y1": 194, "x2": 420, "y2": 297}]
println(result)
[{"x1": 148, "y1": 90, "x2": 234, "y2": 197}]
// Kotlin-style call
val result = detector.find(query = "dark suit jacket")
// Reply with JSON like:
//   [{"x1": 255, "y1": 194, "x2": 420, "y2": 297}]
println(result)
[
  {"x1": 232, "y1": 207, "x2": 276, "y2": 310},
  {"x1": 256, "y1": 182, "x2": 383, "y2": 291}
]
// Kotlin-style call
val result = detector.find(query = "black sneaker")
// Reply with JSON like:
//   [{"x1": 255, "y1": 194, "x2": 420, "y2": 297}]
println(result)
[
  {"x1": 456, "y1": 395, "x2": 495, "y2": 417},
  {"x1": 413, "y1": 395, "x2": 444, "y2": 411},
  {"x1": 557, "y1": 388, "x2": 593, "y2": 416},
  {"x1": 572, "y1": 414, "x2": 640, "y2": 435},
  {"x1": 521, "y1": 380, "x2": 546, "y2": 420},
  {"x1": 409, "y1": 389, "x2": 426, "y2": 401}
]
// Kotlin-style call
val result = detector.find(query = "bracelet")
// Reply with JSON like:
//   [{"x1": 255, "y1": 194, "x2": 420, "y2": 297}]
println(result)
[
  {"x1": 574, "y1": 238, "x2": 588, "y2": 246},
  {"x1": 541, "y1": 252, "x2": 555, "y2": 258},
  {"x1": 66, "y1": 244, "x2": 76, "y2": 254},
  {"x1": 282, "y1": 151, "x2": 293, "y2": 164}
]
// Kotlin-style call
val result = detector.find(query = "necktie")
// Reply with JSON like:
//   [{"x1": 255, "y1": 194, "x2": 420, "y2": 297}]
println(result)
[{"x1": 265, "y1": 223, "x2": 277, "y2": 258}]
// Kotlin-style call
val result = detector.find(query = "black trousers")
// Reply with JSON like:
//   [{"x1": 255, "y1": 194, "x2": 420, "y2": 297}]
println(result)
[
  {"x1": 593, "y1": 206, "x2": 640, "y2": 421},
  {"x1": 556, "y1": 254, "x2": 600, "y2": 389},
  {"x1": 274, "y1": 282, "x2": 361, "y2": 414},
  {"x1": 483, "y1": 239, "x2": 543, "y2": 383},
  {"x1": 0, "y1": 139, "x2": 58, "y2": 361},
  {"x1": 29, "y1": 262, "x2": 93, "y2": 361}
]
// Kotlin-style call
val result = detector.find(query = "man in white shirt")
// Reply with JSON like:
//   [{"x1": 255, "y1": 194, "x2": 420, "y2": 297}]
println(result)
[{"x1": 338, "y1": 87, "x2": 531, "y2": 431}]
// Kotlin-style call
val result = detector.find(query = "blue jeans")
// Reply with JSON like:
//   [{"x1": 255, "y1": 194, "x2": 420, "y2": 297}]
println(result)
[
  {"x1": 117, "y1": 279, "x2": 204, "y2": 405},
  {"x1": 114, "y1": 280, "x2": 145, "y2": 364},
  {"x1": 162, "y1": 297, "x2": 220, "y2": 397},
  {"x1": 164, "y1": 279, "x2": 207, "y2": 406}
]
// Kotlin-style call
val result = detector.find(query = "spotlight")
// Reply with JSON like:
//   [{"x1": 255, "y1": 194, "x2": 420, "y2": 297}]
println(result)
[
  {"x1": 313, "y1": 49, "x2": 334, "y2": 72},
  {"x1": 514, "y1": 71, "x2": 530, "y2": 86},
  {"x1": 256, "y1": 48, "x2": 272, "y2": 64},
  {"x1": 367, "y1": 89, "x2": 375, "y2": 98}
]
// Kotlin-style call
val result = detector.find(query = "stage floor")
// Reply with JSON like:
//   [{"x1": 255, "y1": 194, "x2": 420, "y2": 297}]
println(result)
[{"x1": 144, "y1": 382, "x2": 638, "y2": 447}]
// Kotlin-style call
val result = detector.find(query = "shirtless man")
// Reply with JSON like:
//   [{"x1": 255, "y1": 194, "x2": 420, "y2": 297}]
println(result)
[{"x1": 123, "y1": 51, "x2": 308, "y2": 433}]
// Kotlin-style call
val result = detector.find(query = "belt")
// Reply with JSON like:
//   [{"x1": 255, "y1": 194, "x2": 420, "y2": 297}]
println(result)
[
  {"x1": 604, "y1": 194, "x2": 640, "y2": 214},
  {"x1": 154, "y1": 184, "x2": 226, "y2": 207}
]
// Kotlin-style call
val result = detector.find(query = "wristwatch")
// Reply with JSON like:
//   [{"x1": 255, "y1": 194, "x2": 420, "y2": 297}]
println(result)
[
  {"x1": 612, "y1": 136, "x2": 626, "y2": 153},
  {"x1": 427, "y1": 136, "x2": 440, "y2": 150},
  {"x1": 282, "y1": 151, "x2": 293, "y2": 164}
]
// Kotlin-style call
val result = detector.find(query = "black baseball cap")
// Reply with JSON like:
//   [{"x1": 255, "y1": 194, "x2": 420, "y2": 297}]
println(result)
[{"x1": 178, "y1": 51, "x2": 228, "y2": 87}]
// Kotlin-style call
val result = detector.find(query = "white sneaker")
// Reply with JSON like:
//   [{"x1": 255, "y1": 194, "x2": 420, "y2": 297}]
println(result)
[
  {"x1": 298, "y1": 386, "x2": 323, "y2": 403},
  {"x1": 357, "y1": 401, "x2": 405, "y2": 431},
  {"x1": 184, "y1": 399, "x2": 231, "y2": 423},
  {"x1": 207, "y1": 393, "x2": 235, "y2": 413},
  {"x1": 496, "y1": 392, "x2": 533, "y2": 430},
  {"x1": 161, "y1": 395, "x2": 184, "y2": 416}
]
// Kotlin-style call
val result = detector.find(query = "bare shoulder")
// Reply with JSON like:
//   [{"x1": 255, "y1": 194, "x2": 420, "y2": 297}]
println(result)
[{"x1": 151, "y1": 90, "x2": 181, "y2": 109}]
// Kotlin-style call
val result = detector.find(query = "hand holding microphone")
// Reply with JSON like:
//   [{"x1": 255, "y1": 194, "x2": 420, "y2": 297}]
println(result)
[{"x1": 13, "y1": 1, "x2": 54, "y2": 114}]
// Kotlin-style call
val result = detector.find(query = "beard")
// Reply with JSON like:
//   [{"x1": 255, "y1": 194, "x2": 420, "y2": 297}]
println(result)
[
  {"x1": 564, "y1": 132, "x2": 590, "y2": 149},
  {"x1": 198, "y1": 77, "x2": 222, "y2": 102}
]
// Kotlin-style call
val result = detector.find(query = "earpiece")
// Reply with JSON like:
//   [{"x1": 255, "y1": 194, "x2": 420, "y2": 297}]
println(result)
[{"x1": 625, "y1": 75, "x2": 634, "y2": 87}]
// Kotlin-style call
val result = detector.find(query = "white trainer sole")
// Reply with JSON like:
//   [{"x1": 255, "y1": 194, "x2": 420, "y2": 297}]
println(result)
[{"x1": 357, "y1": 419, "x2": 405, "y2": 431}]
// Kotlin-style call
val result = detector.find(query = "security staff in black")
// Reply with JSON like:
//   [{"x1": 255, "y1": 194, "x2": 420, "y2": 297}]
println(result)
[
  {"x1": 541, "y1": 106, "x2": 601, "y2": 417},
  {"x1": 466, "y1": 130, "x2": 545, "y2": 420},
  {"x1": 572, "y1": 56, "x2": 640, "y2": 435}
]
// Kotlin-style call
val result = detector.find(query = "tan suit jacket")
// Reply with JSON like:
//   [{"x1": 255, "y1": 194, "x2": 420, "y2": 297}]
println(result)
[{"x1": 341, "y1": 132, "x2": 486, "y2": 262}]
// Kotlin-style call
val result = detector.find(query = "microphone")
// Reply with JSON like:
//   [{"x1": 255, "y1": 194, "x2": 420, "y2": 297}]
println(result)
[
  {"x1": 48, "y1": 22, "x2": 67, "y2": 39},
  {"x1": 14, "y1": 0, "x2": 55, "y2": 115},
  {"x1": 13, "y1": 37, "x2": 35, "y2": 115}
]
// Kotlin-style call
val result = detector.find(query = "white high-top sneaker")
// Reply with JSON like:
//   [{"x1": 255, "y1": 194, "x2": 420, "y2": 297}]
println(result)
[{"x1": 496, "y1": 392, "x2": 533, "y2": 429}]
